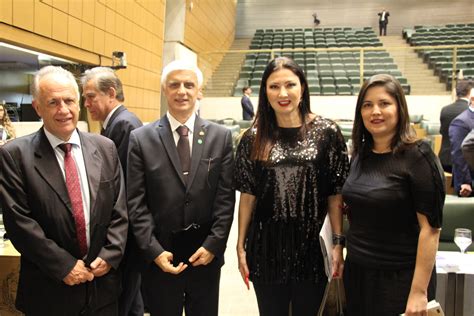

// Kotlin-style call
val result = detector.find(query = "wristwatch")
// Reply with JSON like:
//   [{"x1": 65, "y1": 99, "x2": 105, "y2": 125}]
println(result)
[{"x1": 332, "y1": 233, "x2": 346, "y2": 246}]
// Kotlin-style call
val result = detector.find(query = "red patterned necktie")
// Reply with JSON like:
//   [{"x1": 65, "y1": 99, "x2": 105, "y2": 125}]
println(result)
[{"x1": 59, "y1": 143, "x2": 88, "y2": 257}]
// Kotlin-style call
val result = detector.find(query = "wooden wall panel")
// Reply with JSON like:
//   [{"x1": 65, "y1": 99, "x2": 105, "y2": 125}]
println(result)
[
  {"x1": 0, "y1": 0, "x2": 13, "y2": 24},
  {"x1": 13, "y1": 0, "x2": 35, "y2": 31},
  {"x1": 236, "y1": 0, "x2": 474, "y2": 37},
  {"x1": 34, "y1": 1, "x2": 53, "y2": 38},
  {"x1": 184, "y1": 0, "x2": 237, "y2": 84},
  {"x1": 0, "y1": 0, "x2": 167, "y2": 123}
]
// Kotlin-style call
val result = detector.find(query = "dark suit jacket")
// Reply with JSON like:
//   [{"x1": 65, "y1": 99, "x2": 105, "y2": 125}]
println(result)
[
  {"x1": 241, "y1": 95, "x2": 255, "y2": 121},
  {"x1": 0, "y1": 128, "x2": 128, "y2": 315},
  {"x1": 102, "y1": 105, "x2": 143, "y2": 174},
  {"x1": 462, "y1": 129, "x2": 474, "y2": 170},
  {"x1": 378, "y1": 11, "x2": 389, "y2": 25},
  {"x1": 449, "y1": 108, "x2": 474, "y2": 194},
  {"x1": 439, "y1": 99, "x2": 469, "y2": 168},
  {"x1": 127, "y1": 115, "x2": 235, "y2": 268}
]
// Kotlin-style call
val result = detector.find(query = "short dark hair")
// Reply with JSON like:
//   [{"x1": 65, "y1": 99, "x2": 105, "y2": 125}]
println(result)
[
  {"x1": 456, "y1": 79, "x2": 473, "y2": 98},
  {"x1": 352, "y1": 74, "x2": 416, "y2": 157},
  {"x1": 251, "y1": 57, "x2": 312, "y2": 160},
  {"x1": 242, "y1": 86, "x2": 250, "y2": 94}
]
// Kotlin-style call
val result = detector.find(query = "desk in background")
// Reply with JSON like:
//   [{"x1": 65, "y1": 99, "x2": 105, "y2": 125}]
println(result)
[
  {"x1": 436, "y1": 251, "x2": 474, "y2": 316},
  {"x1": 0, "y1": 240, "x2": 21, "y2": 316}
]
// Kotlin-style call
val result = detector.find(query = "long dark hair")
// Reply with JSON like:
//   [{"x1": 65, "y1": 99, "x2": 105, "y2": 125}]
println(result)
[
  {"x1": 352, "y1": 74, "x2": 416, "y2": 157},
  {"x1": 251, "y1": 57, "x2": 312, "y2": 161}
]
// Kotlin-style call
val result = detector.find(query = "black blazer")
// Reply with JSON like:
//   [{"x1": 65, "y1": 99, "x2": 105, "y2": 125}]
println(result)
[
  {"x1": 378, "y1": 11, "x2": 390, "y2": 24},
  {"x1": 0, "y1": 128, "x2": 128, "y2": 315},
  {"x1": 127, "y1": 115, "x2": 235, "y2": 268},
  {"x1": 439, "y1": 99, "x2": 469, "y2": 168},
  {"x1": 102, "y1": 105, "x2": 143, "y2": 174}
]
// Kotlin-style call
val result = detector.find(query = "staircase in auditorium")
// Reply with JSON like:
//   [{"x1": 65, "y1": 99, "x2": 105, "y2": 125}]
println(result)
[
  {"x1": 203, "y1": 38, "x2": 252, "y2": 97},
  {"x1": 378, "y1": 36, "x2": 449, "y2": 95}
]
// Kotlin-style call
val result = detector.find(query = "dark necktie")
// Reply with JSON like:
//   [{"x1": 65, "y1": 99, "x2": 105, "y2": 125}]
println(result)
[
  {"x1": 59, "y1": 143, "x2": 88, "y2": 257},
  {"x1": 176, "y1": 125, "x2": 191, "y2": 183},
  {"x1": 100, "y1": 127, "x2": 106, "y2": 135}
]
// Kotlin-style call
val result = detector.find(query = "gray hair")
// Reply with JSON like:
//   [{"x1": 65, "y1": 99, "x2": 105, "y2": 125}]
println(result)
[
  {"x1": 32, "y1": 66, "x2": 80, "y2": 100},
  {"x1": 81, "y1": 67, "x2": 125, "y2": 102},
  {"x1": 161, "y1": 60, "x2": 203, "y2": 87}
]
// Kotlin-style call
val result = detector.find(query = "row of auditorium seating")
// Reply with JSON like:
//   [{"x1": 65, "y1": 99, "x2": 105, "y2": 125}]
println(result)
[
  {"x1": 251, "y1": 27, "x2": 382, "y2": 49},
  {"x1": 235, "y1": 27, "x2": 410, "y2": 96},
  {"x1": 404, "y1": 23, "x2": 474, "y2": 45},
  {"x1": 235, "y1": 50, "x2": 410, "y2": 96},
  {"x1": 416, "y1": 48, "x2": 474, "y2": 90}
]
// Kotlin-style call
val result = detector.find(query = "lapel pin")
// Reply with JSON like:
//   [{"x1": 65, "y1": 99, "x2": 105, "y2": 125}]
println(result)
[
  {"x1": 197, "y1": 139, "x2": 203, "y2": 144},
  {"x1": 199, "y1": 131, "x2": 205, "y2": 136}
]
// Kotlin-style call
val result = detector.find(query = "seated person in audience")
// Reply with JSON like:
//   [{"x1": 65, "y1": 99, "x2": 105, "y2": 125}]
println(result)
[
  {"x1": 439, "y1": 80, "x2": 472, "y2": 172},
  {"x1": 449, "y1": 97, "x2": 474, "y2": 197},
  {"x1": 342, "y1": 74, "x2": 445, "y2": 315},
  {"x1": 0, "y1": 103, "x2": 16, "y2": 146},
  {"x1": 462, "y1": 129, "x2": 474, "y2": 170}
]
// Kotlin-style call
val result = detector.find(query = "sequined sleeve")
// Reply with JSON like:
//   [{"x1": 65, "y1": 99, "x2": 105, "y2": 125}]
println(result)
[
  {"x1": 325, "y1": 121, "x2": 350, "y2": 195},
  {"x1": 234, "y1": 130, "x2": 257, "y2": 195}
]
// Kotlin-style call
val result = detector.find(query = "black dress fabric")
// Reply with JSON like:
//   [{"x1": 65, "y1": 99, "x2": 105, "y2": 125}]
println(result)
[
  {"x1": 342, "y1": 141, "x2": 445, "y2": 315},
  {"x1": 234, "y1": 116, "x2": 349, "y2": 285}
]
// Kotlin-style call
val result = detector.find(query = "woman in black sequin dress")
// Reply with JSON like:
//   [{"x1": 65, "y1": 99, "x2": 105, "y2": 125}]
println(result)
[
  {"x1": 342, "y1": 74, "x2": 445, "y2": 315},
  {"x1": 234, "y1": 57, "x2": 349, "y2": 316}
]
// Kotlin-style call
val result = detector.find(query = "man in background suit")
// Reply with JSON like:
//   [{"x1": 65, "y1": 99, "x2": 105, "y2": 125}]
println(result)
[
  {"x1": 82, "y1": 67, "x2": 144, "y2": 316},
  {"x1": 378, "y1": 8, "x2": 390, "y2": 36},
  {"x1": 439, "y1": 79, "x2": 472, "y2": 172},
  {"x1": 0, "y1": 66, "x2": 128, "y2": 315},
  {"x1": 241, "y1": 86, "x2": 255, "y2": 121},
  {"x1": 127, "y1": 60, "x2": 235, "y2": 316},
  {"x1": 449, "y1": 95, "x2": 474, "y2": 197}
]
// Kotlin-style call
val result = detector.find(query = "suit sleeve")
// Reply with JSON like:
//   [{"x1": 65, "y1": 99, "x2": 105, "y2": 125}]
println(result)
[
  {"x1": 127, "y1": 131, "x2": 165, "y2": 262},
  {"x1": 111, "y1": 119, "x2": 141, "y2": 173},
  {"x1": 0, "y1": 147, "x2": 77, "y2": 281},
  {"x1": 449, "y1": 117, "x2": 472, "y2": 191},
  {"x1": 97, "y1": 142, "x2": 129, "y2": 269},
  {"x1": 202, "y1": 129, "x2": 235, "y2": 257}
]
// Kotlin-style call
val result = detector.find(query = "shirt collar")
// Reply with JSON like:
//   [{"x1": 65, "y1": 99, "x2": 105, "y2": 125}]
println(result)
[
  {"x1": 167, "y1": 111, "x2": 196, "y2": 134},
  {"x1": 44, "y1": 128, "x2": 81, "y2": 150},
  {"x1": 103, "y1": 104, "x2": 122, "y2": 130}
]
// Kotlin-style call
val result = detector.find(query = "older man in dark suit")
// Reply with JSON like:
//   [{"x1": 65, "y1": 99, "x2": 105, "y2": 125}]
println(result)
[
  {"x1": 127, "y1": 60, "x2": 235, "y2": 316},
  {"x1": 82, "y1": 67, "x2": 143, "y2": 316},
  {"x1": 241, "y1": 86, "x2": 255, "y2": 121},
  {"x1": 439, "y1": 79, "x2": 472, "y2": 172},
  {"x1": 0, "y1": 66, "x2": 128, "y2": 315}
]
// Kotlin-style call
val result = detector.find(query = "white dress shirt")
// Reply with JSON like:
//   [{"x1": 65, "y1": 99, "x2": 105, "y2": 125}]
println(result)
[{"x1": 167, "y1": 112, "x2": 196, "y2": 154}]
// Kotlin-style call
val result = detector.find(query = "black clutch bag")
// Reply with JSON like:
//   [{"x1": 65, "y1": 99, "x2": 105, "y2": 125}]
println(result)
[{"x1": 171, "y1": 221, "x2": 212, "y2": 265}]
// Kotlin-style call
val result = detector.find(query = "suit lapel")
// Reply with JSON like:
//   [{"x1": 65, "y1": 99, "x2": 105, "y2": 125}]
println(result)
[
  {"x1": 157, "y1": 116, "x2": 186, "y2": 186},
  {"x1": 102, "y1": 105, "x2": 125, "y2": 136},
  {"x1": 187, "y1": 117, "x2": 208, "y2": 189},
  {"x1": 33, "y1": 129, "x2": 72, "y2": 211},
  {"x1": 80, "y1": 132, "x2": 102, "y2": 223}
]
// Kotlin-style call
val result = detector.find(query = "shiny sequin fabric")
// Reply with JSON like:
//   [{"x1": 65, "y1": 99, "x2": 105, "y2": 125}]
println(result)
[{"x1": 234, "y1": 116, "x2": 349, "y2": 284}]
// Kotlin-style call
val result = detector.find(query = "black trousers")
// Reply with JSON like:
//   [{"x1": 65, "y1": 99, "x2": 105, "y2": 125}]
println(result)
[
  {"x1": 344, "y1": 258, "x2": 436, "y2": 316},
  {"x1": 253, "y1": 280, "x2": 327, "y2": 316},
  {"x1": 143, "y1": 262, "x2": 221, "y2": 316},
  {"x1": 379, "y1": 22, "x2": 388, "y2": 36}
]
